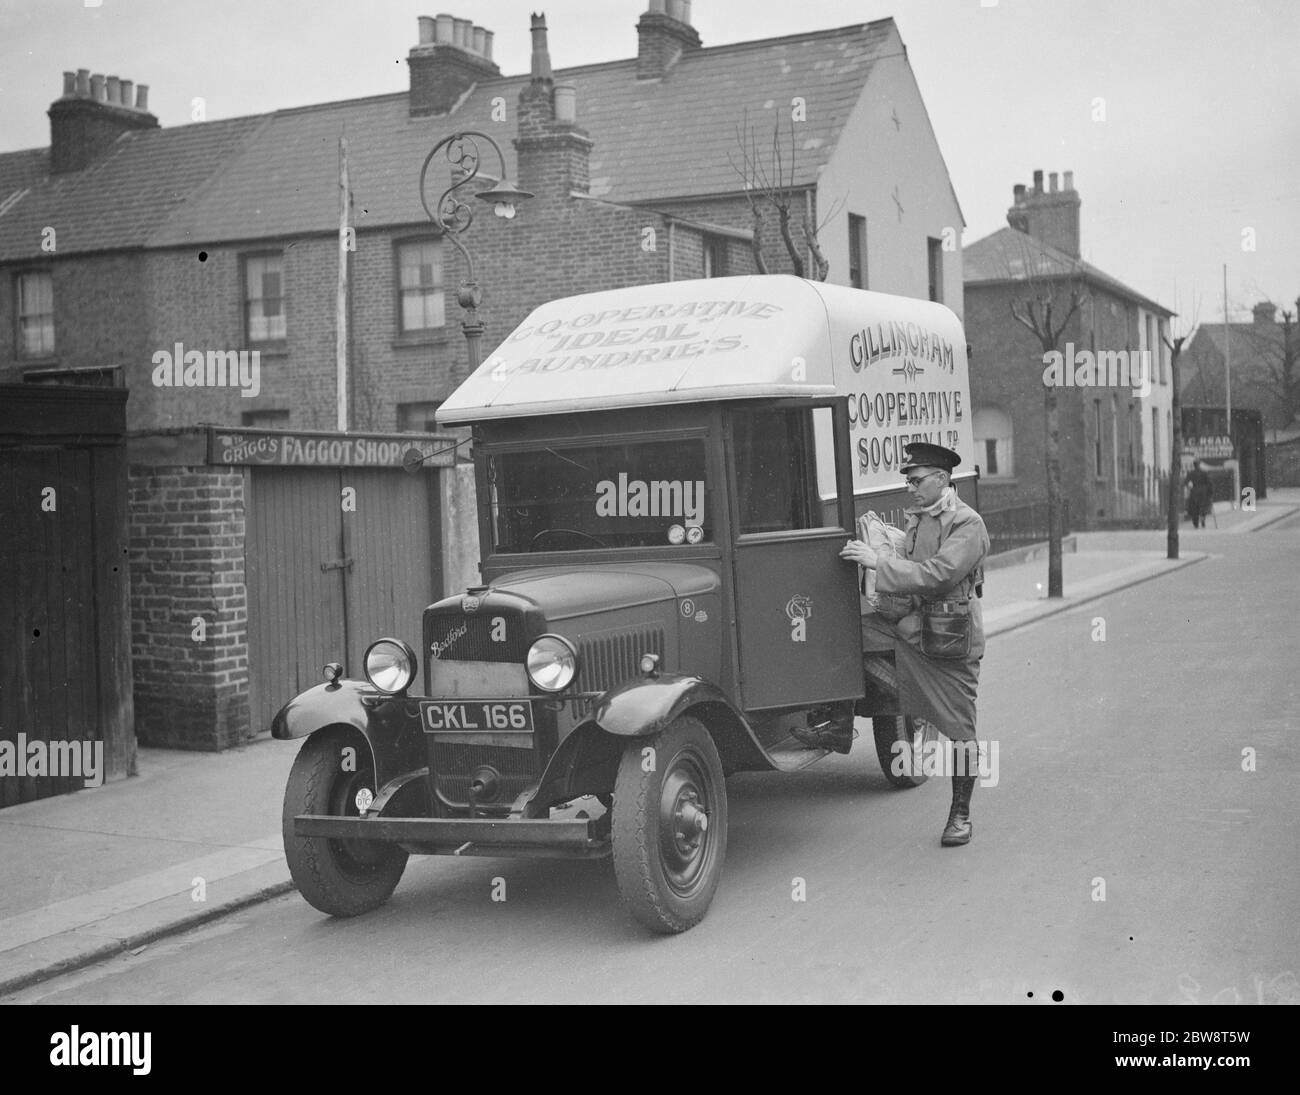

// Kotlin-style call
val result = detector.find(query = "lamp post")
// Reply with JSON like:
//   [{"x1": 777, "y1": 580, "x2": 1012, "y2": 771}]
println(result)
[{"x1": 418, "y1": 131, "x2": 531, "y2": 383}]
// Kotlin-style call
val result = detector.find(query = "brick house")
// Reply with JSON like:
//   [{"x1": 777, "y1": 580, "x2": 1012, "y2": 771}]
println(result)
[
  {"x1": 1182, "y1": 300, "x2": 1299, "y2": 433},
  {"x1": 963, "y1": 171, "x2": 1176, "y2": 530},
  {"x1": 0, "y1": 1, "x2": 965, "y2": 749}
]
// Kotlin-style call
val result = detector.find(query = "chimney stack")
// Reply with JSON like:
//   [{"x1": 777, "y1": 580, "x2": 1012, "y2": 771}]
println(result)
[
  {"x1": 1006, "y1": 167, "x2": 1082, "y2": 258},
  {"x1": 516, "y1": 14, "x2": 593, "y2": 198},
  {"x1": 48, "y1": 67, "x2": 159, "y2": 174},
  {"x1": 407, "y1": 12, "x2": 501, "y2": 117},
  {"x1": 636, "y1": 0, "x2": 701, "y2": 79}
]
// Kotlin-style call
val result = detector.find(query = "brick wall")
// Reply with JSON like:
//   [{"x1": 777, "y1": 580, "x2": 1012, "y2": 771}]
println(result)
[
  {"x1": 0, "y1": 253, "x2": 150, "y2": 384},
  {"x1": 133, "y1": 192, "x2": 729, "y2": 435},
  {"x1": 127, "y1": 464, "x2": 249, "y2": 750},
  {"x1": 635, "y1": 193, "x2": 805, "y2": 278},
  {"x1": 967, "y1": 279, "x2": 1160, "y2": 527}
]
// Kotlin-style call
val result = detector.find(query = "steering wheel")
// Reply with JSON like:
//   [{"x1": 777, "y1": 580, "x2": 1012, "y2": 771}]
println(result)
[{"x1": 529, "y1": 527, "x2": 608, "y2": 550}]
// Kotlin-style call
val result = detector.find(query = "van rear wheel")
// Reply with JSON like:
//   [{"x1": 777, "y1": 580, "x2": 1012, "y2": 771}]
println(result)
[
  {"x1": 611, "y1": 716, "x2": 727, "y2": 934},
  {"x1": 872, "y1": 715, "x2": 938, "y2": 788}
]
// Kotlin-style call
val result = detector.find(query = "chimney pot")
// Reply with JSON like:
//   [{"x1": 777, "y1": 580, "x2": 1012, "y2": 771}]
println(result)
[
  {"x1": 418, "y1": 16, "x2": 435, "y2": 44},
  {"x1": 435, "y1": 13, "x2": 454, "y2": 43},
  {"x1": 1032, "y1": 168, "x2": 1043, "y2": 192},
  {"x1": 472, "y1": 25, "x2": 486, "y2": 54},
  {"x1": 1013, "y1": 183, "x2": 1026, "y2": 203},
  {"x1": 554, "y1": 83, "x2": 576, "y2": 124},
  {"x1": 667, "y1": 0, "x2": 685, "y2": 20},
  {"x1": 1064, "y1": 170, "x2": 1074, "y2": 191},
  {"x1": 453, "y1": 17, "x2": 470, "y2": 48},
  {"x1": 1049, "y1": 171, "x2": 1059, "y2": 192},
  {"x1": 648, "y1": 0, "x2": 666, "y2": 12},
  {"x1": 530, "y1": 13, "x2": 553, "y2": 82},
  {"x1": 135, "y1": 84, "x2": 149, "y2": 110},
  {"x1": 50, "y1": 69, "x2": 158, "y2": 173},
  {"x1": 483, "y1": 29, "x2": 494, "y2": 60},
  {"x1": 682, "y1": 0, "x2": 693, "y2": 24}
]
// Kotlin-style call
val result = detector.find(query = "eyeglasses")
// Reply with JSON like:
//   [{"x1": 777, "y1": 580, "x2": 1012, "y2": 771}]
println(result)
[{"x1": 903, "y1": 471, "x2": 942, "y2": 488}]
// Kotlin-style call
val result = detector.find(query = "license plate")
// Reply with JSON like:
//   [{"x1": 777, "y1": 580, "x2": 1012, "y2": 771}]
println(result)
[{"x1": 422, "y1": 700, "x2": 534, "y2": 734}]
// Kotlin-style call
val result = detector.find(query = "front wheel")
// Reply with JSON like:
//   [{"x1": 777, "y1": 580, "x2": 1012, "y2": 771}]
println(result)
[
  {"x1": 872, "y1": 715, "x2": 939, "y2": 788},
  {"x1": 282, "y1": 729, "x2": 408, "y2": 917},
  {"x1": 611, "y1": 716, "x2": 728, "y2": 934}
]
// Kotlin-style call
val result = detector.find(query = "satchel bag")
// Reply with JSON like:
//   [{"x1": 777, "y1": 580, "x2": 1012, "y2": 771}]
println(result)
[{"x1": 920, "y1": 598, "x2": 972, "y2": 659}]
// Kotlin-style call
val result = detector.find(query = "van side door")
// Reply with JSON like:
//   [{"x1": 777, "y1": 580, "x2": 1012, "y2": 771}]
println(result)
[{"x1": 726, "y1": 400, "x2": 863, "y2": 712}]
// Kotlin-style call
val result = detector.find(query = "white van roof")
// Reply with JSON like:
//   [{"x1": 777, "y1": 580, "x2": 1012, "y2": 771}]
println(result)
[{"x1": 436, "y1": 275, "x2": 968, "y2": 428}]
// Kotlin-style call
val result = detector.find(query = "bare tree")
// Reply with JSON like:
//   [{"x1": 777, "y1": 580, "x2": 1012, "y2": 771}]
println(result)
[
  {"x1": 1005, "y1": 234, "x2": 1087, "y2": 598},
  {"x1": 728, "y1": 110, "x2": 842, "y2": 281},
  {"x1": 1161, "y1": 296, "x2": 1199, "y2": 560}
]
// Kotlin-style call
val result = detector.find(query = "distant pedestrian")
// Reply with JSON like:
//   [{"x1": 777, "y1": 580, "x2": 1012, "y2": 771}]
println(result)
[{"x1": 1185, "y1": 460, "x2": 1213, "y2": 528}]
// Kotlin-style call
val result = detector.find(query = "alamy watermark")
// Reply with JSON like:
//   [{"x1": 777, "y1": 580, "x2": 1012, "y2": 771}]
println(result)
[
  {"x1": 0, "y1": 733, "x2": 103, "y2": 786},
  {"x1": 594, "y1": 473, "x2": 704, "y2": 526},
  {"x1": 152, "y1": 342, "x2": 261, "y2": 397},
  {"x1": 891, "y1": 736, "x2": 999, "y2": 787},
  {"x1": 1042, "y1": 343, "x2": 1151, "y2": 398},
  {"x1": 50, "y1": 1026, "x2": 151, "y2": 1075}
]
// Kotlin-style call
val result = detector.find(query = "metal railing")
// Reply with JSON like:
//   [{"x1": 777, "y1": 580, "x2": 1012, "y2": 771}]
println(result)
[
  {"x1": 1092, "y1": 466, "x2": 1170, "y2": 526},
  {"x1": 983, "y1": 498, "x2": 1071, "y2": 558}
]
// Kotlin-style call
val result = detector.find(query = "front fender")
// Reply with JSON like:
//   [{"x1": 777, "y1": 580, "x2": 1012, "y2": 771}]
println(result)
[
  {"x1": 272, "y1": 679, "x2": 373, "y2": 740},
  {"x1": 272, "y1": 680, "x2": 425, "y2": 794},
  {"x1": 592, "y1": 673, "x2": 773, "y2": 772}
]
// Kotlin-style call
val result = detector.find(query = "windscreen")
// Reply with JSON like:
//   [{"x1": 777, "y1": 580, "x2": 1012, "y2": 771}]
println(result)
[{"x1": 487, "y1": 438, "x2": 710, "y2": 553}]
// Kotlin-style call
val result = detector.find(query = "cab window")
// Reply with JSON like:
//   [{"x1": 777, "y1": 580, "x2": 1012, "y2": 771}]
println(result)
[
  {"x1": 732, "y1": 407, "x2": 824, "y2": 534},
  {"x1": 487, "y1": 438, "x2": 710, "y2": 553}
]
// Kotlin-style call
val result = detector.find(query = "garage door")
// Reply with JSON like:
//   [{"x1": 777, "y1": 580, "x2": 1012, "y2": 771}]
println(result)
[{"x1": 244, "y1": 466, "x2": 441, "y2": 733}]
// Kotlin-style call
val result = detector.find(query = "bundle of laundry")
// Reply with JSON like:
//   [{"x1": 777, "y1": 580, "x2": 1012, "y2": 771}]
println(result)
[{"x1": 858, "y1": 511, "x2": 911, "y2": 622}]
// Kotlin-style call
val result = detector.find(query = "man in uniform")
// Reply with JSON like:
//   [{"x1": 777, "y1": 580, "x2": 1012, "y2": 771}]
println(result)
[{"x1": 841, "y1": 442, "x2": 990, "y2": 846}]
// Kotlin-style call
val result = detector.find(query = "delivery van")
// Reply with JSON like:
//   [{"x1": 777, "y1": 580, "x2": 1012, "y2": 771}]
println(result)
[{"x1": 273, "y1": 274, "x2": 978, "y2": 934}]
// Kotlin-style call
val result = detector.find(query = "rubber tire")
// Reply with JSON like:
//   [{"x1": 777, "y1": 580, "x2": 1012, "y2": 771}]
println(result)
[
  {"x1": 873, "y1": 715, "x2": 938, "y2": 788},
  {"x1": 282, "y1": 729, "x2": 408, "y2": 917},
  {"x1": 612, "y1": 716, "x2": 728, "y2": 934}
]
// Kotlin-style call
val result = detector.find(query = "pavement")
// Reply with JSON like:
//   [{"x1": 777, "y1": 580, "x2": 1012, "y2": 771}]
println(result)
[{"x1": 2, "y1": 487, "x2": 1296, "y2": 998}]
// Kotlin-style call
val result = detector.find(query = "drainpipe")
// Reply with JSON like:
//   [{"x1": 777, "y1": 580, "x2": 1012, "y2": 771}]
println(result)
[
  {"x1": 667, "y1": 217, "x2": 675, "y2": 281},
  {"x1": 804, "y1": 188, "x2": 814, "y2": 274}
]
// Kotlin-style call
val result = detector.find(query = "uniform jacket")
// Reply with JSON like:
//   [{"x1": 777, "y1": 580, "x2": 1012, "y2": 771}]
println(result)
[{"x1": 874, "y1": 496, "x2": 990, "y2": 659}]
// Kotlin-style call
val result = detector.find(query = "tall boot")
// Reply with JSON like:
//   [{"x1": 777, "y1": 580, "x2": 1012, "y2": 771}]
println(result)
[
  {"x1": 941, "y1": 774, "x2": 975, "y2": 845},
  {"x1": 941, "y1": 741, "x2": 978, "y2": 846}
]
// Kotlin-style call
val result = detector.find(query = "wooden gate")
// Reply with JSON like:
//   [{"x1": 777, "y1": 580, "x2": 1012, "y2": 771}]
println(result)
[
  {"x1": 0, "y1": 386, "x2": 133, "y2": 806},
  {"x1": 244, "y1": 466, "x2": 441, "y2": 733}
]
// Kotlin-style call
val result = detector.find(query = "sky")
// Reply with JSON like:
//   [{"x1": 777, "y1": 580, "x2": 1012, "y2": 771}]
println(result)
[{"x1": 2, "y1": 0, "x2": 1297, "y2": 328}]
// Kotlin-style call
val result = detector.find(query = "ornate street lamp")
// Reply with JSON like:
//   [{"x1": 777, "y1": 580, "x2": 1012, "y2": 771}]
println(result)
[{"x1": 418, "y1": 131, "x2": 532, "y2": 379}]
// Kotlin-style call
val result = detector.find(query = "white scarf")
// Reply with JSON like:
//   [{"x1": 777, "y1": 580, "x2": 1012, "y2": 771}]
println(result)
[{"x1": 912, "y1": 484, "x2": 958, "y2": 518}]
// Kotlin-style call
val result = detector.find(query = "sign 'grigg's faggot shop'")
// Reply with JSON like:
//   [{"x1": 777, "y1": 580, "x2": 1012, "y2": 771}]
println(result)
[{"x1": 207, "y1": 428, "x2": 457, "y2": 468}]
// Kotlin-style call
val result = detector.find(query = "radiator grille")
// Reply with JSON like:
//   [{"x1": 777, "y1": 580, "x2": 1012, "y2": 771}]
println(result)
[
  {"x1": 578, "y1": 627, "x2": 665, "y2": 694},
  {"x1": 424, "y1": 610, "x2": 529, "y2": 686}
]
